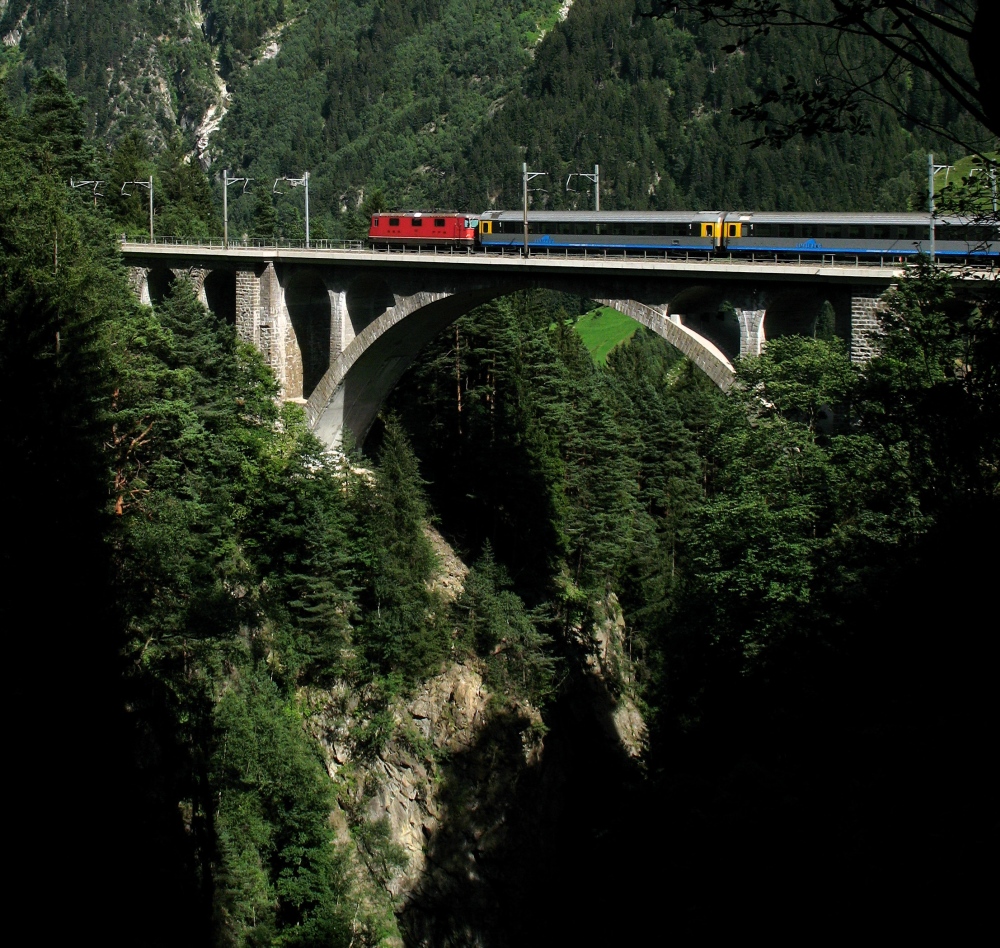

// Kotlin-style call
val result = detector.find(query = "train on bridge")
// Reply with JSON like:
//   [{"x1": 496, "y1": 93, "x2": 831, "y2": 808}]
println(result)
[{"x1": 369, "y1": 209, "x2": 999, "y2": 260}]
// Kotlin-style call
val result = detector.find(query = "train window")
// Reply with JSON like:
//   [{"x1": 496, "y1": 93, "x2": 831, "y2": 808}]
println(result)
[
  {"x1": 872, "y1": 225, "x2": 889, "y2": 239},
  {"x1": 411, "y1": 218, "x2": 423, "y2": 227},
  {"x1": 940, "y1": 224, "x2": 997, "y2": 242},
  {"x1": 849, "y1": 225, "x2": 866, "y2": 239},
  {"x1": 823, "y1": 226, "x2": 844, "y2": 239},
  {"x1": 727, "y1": 223, "x2": 739, "y2": 237},
  {"x1": 779, "y1": 224, "x2": 794, "y2": 238},
  {"x1": 434, "y1": 218, "x2": 446, "y2": 227},
  {"x1": 389, "y1": 217, "x2": 400, "y2": 226},
  {"x1": 801, "y1": 225, "x2": 818, "y2": 238}
]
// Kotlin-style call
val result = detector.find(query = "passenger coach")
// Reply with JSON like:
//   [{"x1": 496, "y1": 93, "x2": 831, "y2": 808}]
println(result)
[
  {"x1": 721, "y1": 211, "x2": 998, "y2": 259},
  {"x1": 476, "y1": 210, "x2": 722, "y2": 253}
]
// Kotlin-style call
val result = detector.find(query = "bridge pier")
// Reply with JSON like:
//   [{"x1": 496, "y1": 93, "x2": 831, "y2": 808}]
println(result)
[
  {"x1": 735, "y1": 305, "x2": 767, "y2": 358},
  {"x1": 849, "y1": 290, "x2": 885, "y2": 362}
]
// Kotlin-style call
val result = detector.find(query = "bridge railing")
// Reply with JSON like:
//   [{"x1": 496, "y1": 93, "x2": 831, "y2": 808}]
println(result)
[
  {"x1": 120, "y1": 236, "x2": 996, "y2": 273},
  {"x1": 121, "y1": 235, "x2": 369, "y2": 251}
]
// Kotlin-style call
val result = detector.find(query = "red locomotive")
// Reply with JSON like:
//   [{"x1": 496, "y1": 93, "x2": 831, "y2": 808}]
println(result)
[{"x1": 368, "y1": 212, "x2": 477, "y2": 248}]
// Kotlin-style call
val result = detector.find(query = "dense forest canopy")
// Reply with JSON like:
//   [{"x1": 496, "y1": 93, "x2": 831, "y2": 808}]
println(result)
[
  {"x1": 2, "y1": 2, "x2": 997, "y2": 945},
  {"x1": 651, "y1": 0, "x2": 999, "y2": 148}
]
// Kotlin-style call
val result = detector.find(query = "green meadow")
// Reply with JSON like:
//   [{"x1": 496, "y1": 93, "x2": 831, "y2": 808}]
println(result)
[{"x1": 574, "y1": 306, "x2": 641, "y2": 364}]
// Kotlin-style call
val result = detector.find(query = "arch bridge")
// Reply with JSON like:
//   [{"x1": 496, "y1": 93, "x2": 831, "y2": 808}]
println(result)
[{"x1": 123, "y1": 242, "x2": 918, "y2": 448}]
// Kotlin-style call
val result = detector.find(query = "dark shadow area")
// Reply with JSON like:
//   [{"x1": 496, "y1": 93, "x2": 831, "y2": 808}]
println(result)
[
  {"x1": 203, "y1": 269, "x2": 237, "y2": 326},
  {"x1": 764, "y1": 289, "x2": 827, "y2": 339},
  {"x1": 345, "y1": 272, "x2": 397, "y2": 338},
  {"x1": 146, "y1": 267, "x2": 176, "y2": 306},
  {"x1": 399, "y1": 641, "x2": 648, "y2": 947},
  {"x1": 690, "y1": 305, "x2": 742, "y2": 357},
  {"x1": 285, "y1": 269, "x2": 331, "y2": 399},
  {"x1": 639, "y1": 497, "x2": 1000, "y2": 941},
  {"x1": 671, "y1": 286, "x2": 741, "y2": 361}
]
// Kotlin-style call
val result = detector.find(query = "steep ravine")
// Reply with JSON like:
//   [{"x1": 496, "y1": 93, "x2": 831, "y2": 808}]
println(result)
[{"x1": 306, "y1": 526, "x2": 650, "y2": 946}]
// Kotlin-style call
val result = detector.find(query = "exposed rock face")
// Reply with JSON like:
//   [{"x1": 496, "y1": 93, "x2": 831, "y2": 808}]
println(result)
[
  {"x1": 307, "y1": 529, "x2": 647, "y2": 946},
  {"x1": 367, "y1": 662, "x2": 497, "y2": 897},
  {"x1": 586, "y1": 592, "x2": 647, "y2": 758}
]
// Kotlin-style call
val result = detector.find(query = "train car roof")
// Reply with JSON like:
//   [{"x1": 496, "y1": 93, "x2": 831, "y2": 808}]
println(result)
[
  {"x1": 724, "y1": 211, "x2": 933, "y2": 224},
  {"x1": 478, "y1": 210, "x2": 724, "y2": 223}
]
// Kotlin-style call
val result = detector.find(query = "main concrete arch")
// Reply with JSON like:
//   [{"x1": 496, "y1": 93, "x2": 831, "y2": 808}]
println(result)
[
  {"x1": 306, "y1": 281, "x2": 738, "y2": 448},
  {"x1": 665, "y1": 286, "x2": 742, "y2": 362},
  {"x1": 308, "y1": 286, "x2": 503, "y2": 447}
]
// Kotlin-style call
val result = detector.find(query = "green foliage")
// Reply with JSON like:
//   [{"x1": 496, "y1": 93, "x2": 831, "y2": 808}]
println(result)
[
  {"x1": 454, "y1": 544, "x2": 557, "y2": 703},
  {"x1": 2, "y1": 0, "x2": 219, "y2": 146},
  {"x1": 212, "y1": 669, "x2": 355, "y2": 947},
  {"x1": 352, "y1": 817, "x2": 408, "y2": 890},
  {"x1": 352, "y1": 419, "x2": 447, "y2": 682}
]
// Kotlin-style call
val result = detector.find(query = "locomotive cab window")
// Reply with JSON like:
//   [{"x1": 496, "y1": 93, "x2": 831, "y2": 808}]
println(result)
[
  {"x1": 434, "y1": 218, "x2": 446, "y2": 227},
  {"x1": 389, "y1": 217, "x2": 400, "y2": 226},
  {"x1": 411, "y1": 218, "x2": 423, "y2": 227}
]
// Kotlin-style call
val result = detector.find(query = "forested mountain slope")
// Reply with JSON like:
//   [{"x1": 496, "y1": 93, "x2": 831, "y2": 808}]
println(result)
[{"x1": 3, "y1": 0, "x2": 989, "y2": 240}]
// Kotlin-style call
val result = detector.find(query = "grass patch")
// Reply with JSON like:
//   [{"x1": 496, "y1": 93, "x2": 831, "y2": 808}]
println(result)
[
  {"x1": 575, "y1": 306, "x2": 641, "y2": 364},
  {"x1": 934, "y1": 151, "x2": 999, "y2": 212}
]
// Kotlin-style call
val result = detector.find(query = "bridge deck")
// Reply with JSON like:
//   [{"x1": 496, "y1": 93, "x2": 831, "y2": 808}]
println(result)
[{"x1": 121, "y1": 239, "x2": 966, "y2": 285}]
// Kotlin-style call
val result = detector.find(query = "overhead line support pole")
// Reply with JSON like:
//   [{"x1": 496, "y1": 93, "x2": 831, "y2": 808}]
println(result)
[
  {"x1": 928, "y1": 153, "x2": 952, "y2": 262},
  {"x1": 522, "y1": 161, "x2": 548, "y2": 257},
  {"x1": 224, "y1": 169, "x2": 253, "y2": 249}
]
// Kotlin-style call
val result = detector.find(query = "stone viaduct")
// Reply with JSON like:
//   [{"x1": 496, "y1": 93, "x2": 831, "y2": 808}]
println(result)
[{"x1": 123, "y1": 242, "x2": 902, "y2": 448}]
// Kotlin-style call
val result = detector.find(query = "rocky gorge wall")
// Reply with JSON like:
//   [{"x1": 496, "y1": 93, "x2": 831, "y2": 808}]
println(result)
[{"x1": 301, "y1": 526, "x2": 647, "y2": 947}]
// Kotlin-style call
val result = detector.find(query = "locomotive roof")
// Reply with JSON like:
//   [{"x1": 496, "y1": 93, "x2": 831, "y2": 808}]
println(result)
[{"x1": 373, "y1": 211, "x2": 468, "y2": 217}]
